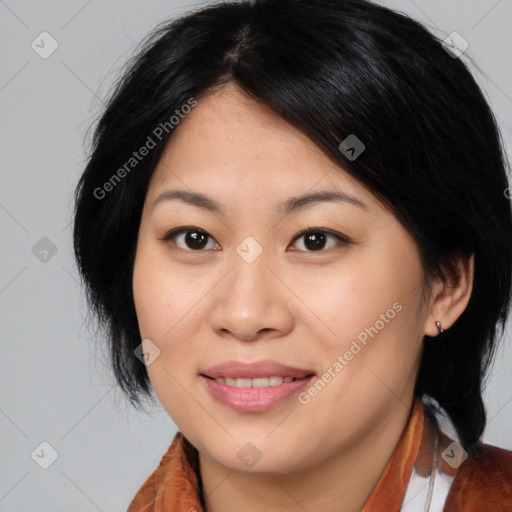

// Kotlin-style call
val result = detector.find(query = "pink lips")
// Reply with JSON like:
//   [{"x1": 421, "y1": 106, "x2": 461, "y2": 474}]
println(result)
[
  {"x1": 200, "y1": 360, "x2": 315, "y2": 412},
  {"x1": 201, "y1": 359, "x2": 315, "y2": 379}
]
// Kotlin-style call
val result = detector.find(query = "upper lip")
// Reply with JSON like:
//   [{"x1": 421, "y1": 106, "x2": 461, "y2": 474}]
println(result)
[{"x1": 201, "y1": 360, "x2": 316, "y2": 379}]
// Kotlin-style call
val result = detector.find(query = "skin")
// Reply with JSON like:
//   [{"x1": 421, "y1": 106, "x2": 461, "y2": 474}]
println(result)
[{"x1": 132, "y1": 82, "x2": 474, "y2": 512}]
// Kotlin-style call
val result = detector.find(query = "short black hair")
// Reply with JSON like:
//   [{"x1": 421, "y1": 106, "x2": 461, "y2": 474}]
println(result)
[{"x1": 73, "y1": 0, "x2": 512, "y2": 448}]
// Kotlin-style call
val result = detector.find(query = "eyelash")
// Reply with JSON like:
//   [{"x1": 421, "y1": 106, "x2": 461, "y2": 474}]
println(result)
[{"x1": 157, "y1": 226, "x2": 351, "y2": 253}]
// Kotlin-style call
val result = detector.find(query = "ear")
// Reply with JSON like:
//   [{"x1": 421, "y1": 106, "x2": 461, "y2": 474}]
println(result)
[{"x1": 423, "y1": 252, "x2": 475, "y2": 337}]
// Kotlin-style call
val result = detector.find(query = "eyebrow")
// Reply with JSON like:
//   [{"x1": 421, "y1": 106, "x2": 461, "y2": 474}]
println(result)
[{"x1": 151, "y1": 188, "x2": 369, "y2": 215}]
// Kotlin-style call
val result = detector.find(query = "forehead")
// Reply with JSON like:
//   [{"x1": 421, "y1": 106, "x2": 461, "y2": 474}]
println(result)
[{"x1": 146, "y1": 83, "x2": 381, "y2": 214}]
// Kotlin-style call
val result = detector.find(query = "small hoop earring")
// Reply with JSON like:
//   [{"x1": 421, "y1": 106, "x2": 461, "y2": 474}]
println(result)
[{"x1": 435, "y1": 320, "x2": 444, "y2": 334}]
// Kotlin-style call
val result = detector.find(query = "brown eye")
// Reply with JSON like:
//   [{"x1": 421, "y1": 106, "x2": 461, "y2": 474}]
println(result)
[
  {"x1": 158, "y1": 227, "x2": 220, "y2": 251},
  {"x1": 158, "y1": 226, "x2": 349, "y2": 253},
  {"x1": 290, "y1": 229, "x2": 349, "y2": 252},
  {"x1": 183, "y1": 230, "x2": 210, "y2": 249}
]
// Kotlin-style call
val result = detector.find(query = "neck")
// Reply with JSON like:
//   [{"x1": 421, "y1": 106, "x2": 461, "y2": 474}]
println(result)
[{"x1": 198, "y1": 398, "x2": 415, "y2": 512}]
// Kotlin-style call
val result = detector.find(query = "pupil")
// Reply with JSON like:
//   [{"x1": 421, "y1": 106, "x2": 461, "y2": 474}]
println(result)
[
  {"x1": 186, "y1": 231, "x2": 207, "y2": 249},
  {"x1": 305, "y1": 232, "x2": 325, "y2": 251}
]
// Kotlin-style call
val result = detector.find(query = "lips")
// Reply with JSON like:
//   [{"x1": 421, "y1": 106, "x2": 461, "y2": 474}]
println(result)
[{"x1": 200, "y1": 359, "x2": 316, "y2": 380}]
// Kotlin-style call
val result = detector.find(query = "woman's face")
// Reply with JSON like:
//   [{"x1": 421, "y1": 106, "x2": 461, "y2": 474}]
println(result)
[{"x1": 132, "y1": 82, "x2": 434, "y2": 474}]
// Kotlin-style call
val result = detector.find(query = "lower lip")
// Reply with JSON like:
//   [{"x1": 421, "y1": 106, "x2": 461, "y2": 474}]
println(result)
[{"x1": 200, "y1": 375, "x2": 315, "y2": 412}]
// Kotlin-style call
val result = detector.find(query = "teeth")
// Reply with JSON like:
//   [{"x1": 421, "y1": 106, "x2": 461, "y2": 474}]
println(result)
[{"x1": 214, "y1": 376, "x2": 295, "y2": 387}]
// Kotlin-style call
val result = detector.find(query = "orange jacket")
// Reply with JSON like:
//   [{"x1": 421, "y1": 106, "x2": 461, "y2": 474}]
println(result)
[{"x1": 126, "y1": 399, "x2": 512, "y2": 511}]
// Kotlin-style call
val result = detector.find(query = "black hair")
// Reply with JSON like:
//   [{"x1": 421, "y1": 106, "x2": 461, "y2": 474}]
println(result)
[{"x1": 72, "y1": 0, "x2": 512, "y2": 448}]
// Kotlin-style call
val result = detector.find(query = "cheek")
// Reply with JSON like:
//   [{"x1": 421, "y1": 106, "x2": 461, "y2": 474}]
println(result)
[
  {"x1": 146, "y1": 358, "x2": 201, "y2": 437},
  {"x1": 296, "y1": 258, "x2": 407, "y2": 345},
  {"x1": 132, "y1": 239, "x2": 199, "y2": 340},
  {"x1": 132, "y1": 242, "x2": 208, "y2": 417},
  {"x1": 299, "y1": 241, "x2": 425, "y2": 394}
]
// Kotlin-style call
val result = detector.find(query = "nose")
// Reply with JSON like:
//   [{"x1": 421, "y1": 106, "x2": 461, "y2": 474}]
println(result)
[{"x1": 208, "y1": 246, "x2": 295, "y2": 342}]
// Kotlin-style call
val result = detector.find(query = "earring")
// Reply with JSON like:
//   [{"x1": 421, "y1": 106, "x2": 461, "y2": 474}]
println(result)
[{"x1": 435, "y1": 320, "x2": 444, "y2": 334}]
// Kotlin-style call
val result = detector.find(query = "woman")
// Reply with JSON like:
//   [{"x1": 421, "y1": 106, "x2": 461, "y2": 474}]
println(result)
[{"x1": 72, "y1": 0, "x2": 512, "y2": 510}]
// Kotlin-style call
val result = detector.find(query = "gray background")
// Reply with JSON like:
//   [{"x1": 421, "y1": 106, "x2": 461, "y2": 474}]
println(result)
[{"x1": 0, "y1": 1, "x2": 511, "y2": 510}]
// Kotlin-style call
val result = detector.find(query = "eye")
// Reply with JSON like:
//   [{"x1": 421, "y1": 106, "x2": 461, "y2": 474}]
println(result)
[
  {"x1": 157, "y1": 227, "x2": 220, "y2": 251},
  {"x1": 157, "y1": 226, "x2": 350, "y2": 253},
  {"x1": 289, "y1": 228, "x2": 349, "y2": 252}
]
